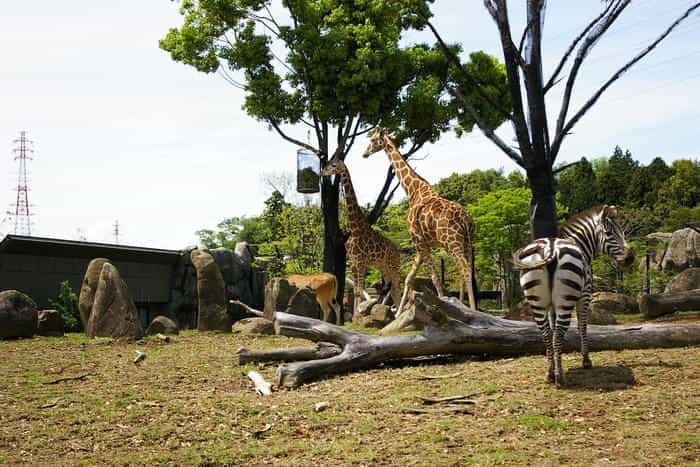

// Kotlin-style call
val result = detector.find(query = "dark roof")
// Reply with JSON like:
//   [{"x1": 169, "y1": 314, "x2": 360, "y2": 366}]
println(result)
[{"x1": 0, "y1": 235, "x2": 182, "y2": 264}]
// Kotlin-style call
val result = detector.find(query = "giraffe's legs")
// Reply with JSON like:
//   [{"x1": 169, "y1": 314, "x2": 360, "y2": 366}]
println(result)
[
  {"x1": 423, "y1": 250, "x2": 444, "y2": 297},
  {"x1": 397, "y1": 250, "x2": 423, "y2": 316},
  {"x1": 453, "y1": 252, "x2": 476, "y2": 309},
  {"x1": 577, "y1": 284, "x2": 593, "y2": 369},
  {"x1": 351, "y1": 262, "x2": 367, "y2": 321}
]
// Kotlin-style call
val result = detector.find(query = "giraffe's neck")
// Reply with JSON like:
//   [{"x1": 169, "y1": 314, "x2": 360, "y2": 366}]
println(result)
[
  {"x1": 382, "y1": 135, "x2": 433, "y2": 203},
  {"x1": 337, "y1": 164, "x2": 371, "y2": 236}
]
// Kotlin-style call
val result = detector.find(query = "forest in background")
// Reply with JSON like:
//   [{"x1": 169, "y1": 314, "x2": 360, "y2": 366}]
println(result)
[{"x1": 197, "y1": 147, "x2": 700, "y2": 308}]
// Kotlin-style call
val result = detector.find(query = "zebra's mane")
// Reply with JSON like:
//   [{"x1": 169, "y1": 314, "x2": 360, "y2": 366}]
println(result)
[{"x1": 558, "y1": 205, "x2": 605, "y2": 232}]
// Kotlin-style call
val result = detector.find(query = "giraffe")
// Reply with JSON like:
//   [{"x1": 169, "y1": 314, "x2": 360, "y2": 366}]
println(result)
[
  {"x1": 320, "y1": 158, "x2": 402, "y2": 315},
  {"x1": 362, "y1": 128, "x2": 476, "y2": 314}
]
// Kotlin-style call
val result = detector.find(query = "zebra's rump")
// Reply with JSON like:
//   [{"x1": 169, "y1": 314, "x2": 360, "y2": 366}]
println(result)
[{"x1": 515, "y1": 238, "x2": 587, "y2": 306}]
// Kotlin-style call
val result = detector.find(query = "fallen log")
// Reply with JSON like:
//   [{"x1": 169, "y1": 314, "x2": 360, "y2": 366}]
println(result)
[
  {"x1": 237, "y1": 342, "x2": 342, "y2": 364},
  {"x1": 639, "y1": 289, "x2": 700, "y2": 319},
  {"x1": 242, "y1": 290, "x2": 700, "y2": 388}
]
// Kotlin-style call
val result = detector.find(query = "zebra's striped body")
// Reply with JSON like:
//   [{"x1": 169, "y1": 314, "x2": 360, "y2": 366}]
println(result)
[{"x1": 514, "y1": 205, "x2": 633, "y2": 387}]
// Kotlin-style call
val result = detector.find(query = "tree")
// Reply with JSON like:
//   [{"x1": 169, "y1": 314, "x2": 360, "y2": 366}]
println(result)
[
  {"x1": 659, "y1": 159, "x2": 700, "y2": 209},
  {"x1": 49, "y1": 280, "x2": 81, "y2": 333},
  {"x1": 595, "y1": 146, "x2": 638, "y2": 205},
  {"x1": 433, "y1": 169, "x2": 508, "y2": 206},
  {"x1": 468, "y1": 187, "x2": 531, "y2": 306},
  {"x1": 427, "y1": 1, "x2": 700, "y2": 239},
  {"x1": 161, "y1": 1, "x2": 508, "y2": 314},
  {"x1": 556, "y1": 157, "x2": 596, "y2": 215},
  {"x1": 625, "y1": 157, "x2": 673, "y2": 208}
]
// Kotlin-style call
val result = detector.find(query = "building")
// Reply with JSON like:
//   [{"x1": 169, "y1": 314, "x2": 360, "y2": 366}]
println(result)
[{"x1": 0, "y1": 234, "x2": 181, "y2": 328}]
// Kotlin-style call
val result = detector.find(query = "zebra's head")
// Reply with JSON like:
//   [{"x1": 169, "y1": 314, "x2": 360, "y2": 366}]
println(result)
[{"x1": 598, "y1": 206, "x2": 634, "y2": 268}]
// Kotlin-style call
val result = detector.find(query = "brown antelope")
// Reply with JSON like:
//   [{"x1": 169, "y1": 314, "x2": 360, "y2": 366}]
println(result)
[{"x1": 287, "y1": 272, "x2": 342, "y2": 324}]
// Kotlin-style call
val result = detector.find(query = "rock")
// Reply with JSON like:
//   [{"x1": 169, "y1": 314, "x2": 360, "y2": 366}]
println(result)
[
  {"x1": 587, "y1": 307, "x2": 618, "y2": 325},
  {"x1": 356, "y1": 298, "x2": 379, "y2": 317},
  {"x1": 285, "y1": 287, "x2": 323, "y2": 320},
  {"x1": 78, "y1": 258, "x2": 110, "y2": 329},
  {"x1": 590, "y1": 292, "x2": 639, "y2": 315},
  {"x1": 234, "y1": 242, "x2": 255, "y2": 266},
  {"x1": 662, "y1": 228, "x2": 700, "y2": 272},
  {"x1": 87, "y1": 263, "x2": 144, "y2": 339},
  {"x1": 264, "y1": 278, "x2": 299, "y2": 320},
  {"x1": 146, "y1": 315, "x2": 179, "y2": 335},
  {"x1": 37, "y1": 309, "x2": 63, "y2": 337},
  {"x1": 504, "y1": 300, "x2": 533, "y2": 321},
  {"x1": 233, "y1": 317, "x2": 274, "y2": 335},
  {"x1": 0, "y1": 290, "x2": 38, "y2": 339},
  {"x1": 665, "y1": 268, "x2": 700, "y2": 294},
  {"x1": 359, "y1": 303, "x2": 394, "y2": 328},
  {"x1": 191, "y1": 249, "x2": 230, "y2": 332}
]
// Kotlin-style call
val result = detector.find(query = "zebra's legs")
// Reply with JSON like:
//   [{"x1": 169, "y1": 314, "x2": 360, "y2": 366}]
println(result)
[
  {"x1": 553, "y1": 307, "x2": 573, "y2": 387},
  {"x1": 532, "y1": 306, "x2": 555, "y2": 383},
  {"x1": 577, "y1": 285, "x2": 593, "y2": 369}
]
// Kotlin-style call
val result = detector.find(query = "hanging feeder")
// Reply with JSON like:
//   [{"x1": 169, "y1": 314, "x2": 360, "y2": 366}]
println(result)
[{"x1": 296, "y1": 148, "x2": 320, "y2": 194}]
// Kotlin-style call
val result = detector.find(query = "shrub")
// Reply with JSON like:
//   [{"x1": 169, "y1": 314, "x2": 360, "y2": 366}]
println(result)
[{"x1": 48, "y1": 280, "x2": 82, "y2": 332}]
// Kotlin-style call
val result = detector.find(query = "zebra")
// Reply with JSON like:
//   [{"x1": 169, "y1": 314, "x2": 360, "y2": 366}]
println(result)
[{"x1": 513, "y1": 205, "x2": 634, "y2": 387}]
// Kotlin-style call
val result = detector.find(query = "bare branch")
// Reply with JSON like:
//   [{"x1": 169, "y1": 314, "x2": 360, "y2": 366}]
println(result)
[
  {"x1": 554, "y1": 0, "x2": 629, "y2": 149},
  {"x1": 552, "y1": 159, "x2": 582, "y2": 175},
  {"x1": 269, "y1": 120, "x2": 319, "y2": 154},
  {"x1": 544, "y1": 0, "x2": 616, "y2": 93},
  {"x1": 450, "y1": 86, "x2": 525, "y2": 168},
  {"x1": 551, "y1": 1, "x2": 700, "y2": 161},
  {"x1": 425, "y1": 20, "x2": 513, "y2": 122},
  {"x1": 483, "y1": 0, "x2": 532, "y2": 160}
]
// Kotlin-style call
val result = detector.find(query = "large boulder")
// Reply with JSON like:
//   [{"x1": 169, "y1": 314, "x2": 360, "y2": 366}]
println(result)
[
  {"x1": 264, "y1": 278, "x2": 299, "y2": 320},
  {"x1": 587, "y1": 307, "x2": 618, "y2": 325},
  {"x1": 505, "y1": 297, "x2": 619, "y2": 325},
  {"x1": 146, "y1": 315, "x2": 179, "y2": 335},
  {"x1": 78, "y1": 258, "x2": 110, "y2": 329},
  {"x1": 0, "y1": 290, "x2": 38, "y2": 339},
  {"x1": 233, "y1": 317, "x2": 274, "y2": 335},
  {"x1": 37, "y1": 309, "x2": 63, "y2": 337},
  {"x1": 286, "y1": 287, "x2": 323, "y2": 320},
  {"x1": 87, "y1": 263, "x2": 144, "y2": 339},
  {"x1": 662, "y1": 228, "x2": 700, "y2": 272},
  {"x1": 191, "y1": 249, "x2": 230, "y2": 332},
  {"x1": 357, "y1": 303, "x2": 394, "y2": 328},
  {"x1": 665, "y1": 268, "x2": 700, "y2": 294},
  {"x1": 234, "y1": 242, "x2": 256, "y2": 266},
  {"x1": 590, "y1": 292, "x2": 638, "y2": 315}
]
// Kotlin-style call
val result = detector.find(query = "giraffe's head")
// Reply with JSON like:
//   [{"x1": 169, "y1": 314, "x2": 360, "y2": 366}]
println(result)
[
  {"x1": 320, "y1": 157, "x2": 346, "y2": 177},
  {"x1": 597, "y1": 205, "x2": 634, "y2": 268},
  {"x1": 362, "y1": 128, "x2": 387, "y2": 158}
]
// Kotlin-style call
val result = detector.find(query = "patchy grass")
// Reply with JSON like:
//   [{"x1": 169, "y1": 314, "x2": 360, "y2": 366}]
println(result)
[{"x1": 1, "y1": 330, "x2": 699, "y2": 466}]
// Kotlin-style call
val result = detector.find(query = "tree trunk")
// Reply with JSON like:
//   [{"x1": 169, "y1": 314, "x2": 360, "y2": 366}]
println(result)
[
  {"x1": 321, "y1": 175, "x2": 347, "y2": 324},
  {"x1": 239, "y1": 290, "x2": 700, "y2": 388},
  {"x1": 526, "y1": 165, "x2": 558, "y2": 239},
  {"x1": 639, "y1": 290, "x2": 700, "y2": 319}
]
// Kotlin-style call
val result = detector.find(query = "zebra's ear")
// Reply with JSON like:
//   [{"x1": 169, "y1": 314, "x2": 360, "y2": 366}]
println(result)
[{"x1": 604, "y1": 205, "x2": 618, "y2": 218}]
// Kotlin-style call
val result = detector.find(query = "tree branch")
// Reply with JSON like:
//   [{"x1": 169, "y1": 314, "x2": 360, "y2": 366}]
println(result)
[
  {"x1": 553, "y1": 0, "x2": 629, "y2": 159},
  {"x1": 451, "y1": 87, "x2": 525, "y2": 168},
  {"x1": 483, "y1": 0, "x2": 533, "y2": 161},
  {"x1": 425, "y1": 19, "x2": 513, "y2": 122},
  {"x1": 269, "y1": 119, "x2": 319, "y2": 154},
  {"x1": 544, "y1": 0, "x2": 616, "y2": 93},
  {"x1": 551, "y1": 1, "x2": 700, "y2": 161},
  {"x1": 552, "y1": 159, "x2": 582, "y2": 175}
]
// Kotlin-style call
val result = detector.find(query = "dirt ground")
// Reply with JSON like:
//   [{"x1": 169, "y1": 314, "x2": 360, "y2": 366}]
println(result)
[{"x1": 1, "y1": 320, "x2": 699, "y2": 466}]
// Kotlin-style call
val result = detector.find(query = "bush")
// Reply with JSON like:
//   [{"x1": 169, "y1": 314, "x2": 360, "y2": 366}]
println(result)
[{"x1": 48, "y1": 280, "x2": 82, "y2": 332}]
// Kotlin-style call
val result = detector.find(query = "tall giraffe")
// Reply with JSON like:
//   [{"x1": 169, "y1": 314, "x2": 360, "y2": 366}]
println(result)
[
  {"x1": 362, "y1": 129, "x2": 476, "y2": 313},
  {"x1": 320, "y1": 158, "x2": 401, "y2": 314}
]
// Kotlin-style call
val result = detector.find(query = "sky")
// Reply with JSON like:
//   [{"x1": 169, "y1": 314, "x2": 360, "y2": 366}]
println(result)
[{"x1": 0, "y1": 1, "x2": 698, "y2": 249}]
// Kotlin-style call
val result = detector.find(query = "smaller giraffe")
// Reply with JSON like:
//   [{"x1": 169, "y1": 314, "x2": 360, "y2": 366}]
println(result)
[
  {"x1": 320, "y1": 158, "x2": 402, "y2": 315},
  {"x1": 363, "y1": 129, "x2": 476, "y2": 314}
]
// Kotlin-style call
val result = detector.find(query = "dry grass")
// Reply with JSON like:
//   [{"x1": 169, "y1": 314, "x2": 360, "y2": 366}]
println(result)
[{"x1": 1, "y1": 325, "x2": 699, "y2": 466}]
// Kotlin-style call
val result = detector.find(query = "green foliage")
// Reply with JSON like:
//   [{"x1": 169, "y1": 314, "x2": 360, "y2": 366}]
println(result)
[
  {"x1": 556, "y1": 157, "x2": 596, "y2": 215},
  {"x1": 468, "y1": 187, "x2": 531, "y2": 289},
  {"x1": 433, "y1": 169, "x2": 523, "y2": 206},
  {"x1": 48, "y1": 280, "x2": 81, "y2": 333},
  {"x1": 277, "y1": 202, "x2": 324, "y2": 273},
  {"x1": 595, "y1": 146, "x2": 638, "y2": 206}
]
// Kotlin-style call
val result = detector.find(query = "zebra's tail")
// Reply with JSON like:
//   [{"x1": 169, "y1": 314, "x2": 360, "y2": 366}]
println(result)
[{"x1": 511, "y1": 242, "x2": 556, "y2": 271}]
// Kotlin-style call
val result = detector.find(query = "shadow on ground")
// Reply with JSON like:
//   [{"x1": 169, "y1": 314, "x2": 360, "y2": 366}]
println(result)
[{"x1": 566, "y1": 365, "x2": 636, "y2": 391}]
